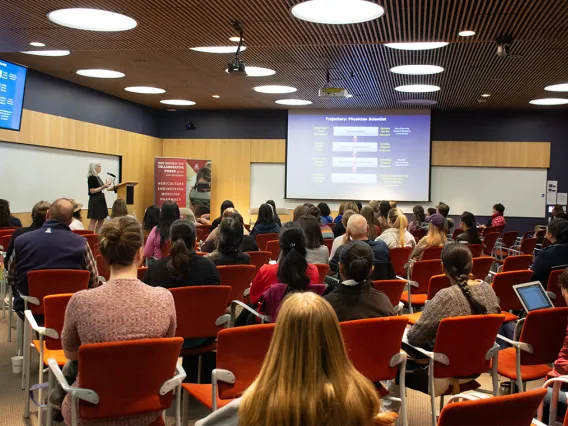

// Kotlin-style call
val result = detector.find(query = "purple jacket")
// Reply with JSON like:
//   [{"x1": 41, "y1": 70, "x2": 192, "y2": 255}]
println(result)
[{"x1": 260, "y1": 283, "x2": 326, "y2": 322}]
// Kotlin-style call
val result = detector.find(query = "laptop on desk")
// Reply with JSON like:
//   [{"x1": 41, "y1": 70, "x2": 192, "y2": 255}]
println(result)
[{"x1": 513, "y1": 281, "x2": 554, "y2": 312}]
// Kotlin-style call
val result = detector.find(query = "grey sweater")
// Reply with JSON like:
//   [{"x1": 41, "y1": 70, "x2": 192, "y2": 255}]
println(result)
[{"x1": 196, "y1": 398, "x2": 240, "y2": 426}]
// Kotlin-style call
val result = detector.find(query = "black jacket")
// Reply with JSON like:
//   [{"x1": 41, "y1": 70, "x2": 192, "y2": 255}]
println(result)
[
  {"x1": 324, "y1": 280, "x2": 394, "y2": 322},
  {"x1": 531, "y1": 242, "x2": 568, "y2": 286}
]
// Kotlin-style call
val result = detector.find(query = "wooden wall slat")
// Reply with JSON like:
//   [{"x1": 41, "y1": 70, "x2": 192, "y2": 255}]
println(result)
[{"x1": 250, "y1": 139, "x2": 286, "y2": 163}]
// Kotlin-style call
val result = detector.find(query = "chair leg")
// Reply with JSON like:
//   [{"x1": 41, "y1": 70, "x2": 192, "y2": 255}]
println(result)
[
  {"x1": 491, "y1": 353, "x2": 499, "y2": 396},
  {"x1": 197, "y1": 355, "x2": 202, "y2": 384},
  {"x1": 182, "y1": 389, "x2": 190, "y2": 426},
  {"x1": 1, "y1": 276, "x2": 5, "y2": 319},
  {"x1": 175, "y1": 385, "x2": 182, "y2": 426},
  {"x1": 440, "y1": 394, "x2": 445, "y2": 411},
  {"x1": 399, "y1": 358, "x2": 408, "y2": 426},
  {"x1": 46, "y1": 367, "x2": 54, "y2": 426},
  {"x1": 7, "y1": 288, "x2": 13, "y2": 342},
  {"x1": 428, "y1": 360, "x2": 436, "y2": 426},
  {"x1": 23, "y1": 321, "x2": 31, "y2": 417},
  {"x1": 38, "y1": 338, "x2": 45, "y2": 426}
]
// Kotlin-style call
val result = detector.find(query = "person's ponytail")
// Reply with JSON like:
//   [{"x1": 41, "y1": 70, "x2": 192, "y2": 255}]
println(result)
[
  {"x1": 454, "y1": 273, "x2": 487, "y2": 314},
  {"x1": 277, "y1": 245, "x2": 310, "y2": 293},
  {"x1": 389, "y1": 208, "x2": 408, "y2": 247},
  {"x1": 167, "y1": 237, "x2": 193, "y2": 278}
]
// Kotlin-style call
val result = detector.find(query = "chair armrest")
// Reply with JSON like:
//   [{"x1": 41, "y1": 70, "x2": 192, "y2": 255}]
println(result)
[
  {"x1": 243, "y1": 287, "x2": 250, "y2": 297},
  {"x1": 488, "y1": 271, "x2": 496, "y2": 276},
  {"x1": 395, "y1": 276, "x2": 408, "y2": 282},
  {"x1": 215, "y1": 314, "x2": 231, "y2": 327},
  {"x1": 98, "y1": 276, "x2": 106, "y2": 284},
  {"x1": 20, "y1": 295, "x2": 40, "y2": 306},
  {"x1": 402, "y1": 336, "x2": 449, "y2": 365},
  {"x1": 389, "y1": 350, "x2": 407, "y2": 368},
  {"x1": 160, "y1": 363, "x2": 187, "y2": 395},
  {"x1": 543, "y1": 376, "x2": 568, "y2": 388},
  {"x1": 47, "y1": 358, "x2": 99, "y2": 404},
  {"x1": 229, "y1": 300, "x2": 271, "y2": 327},
  {"x1": 24, "y1": 310, "x2": 59, "y2": 339},
  {"x1": 496, "y1": 334, "x2": 534, "y2": 354},
  {"x1": 547, "y1": 291, "x2": 557, "y2": 300},
  {"x1": 408, "y1": 280, "x2": 419, "y2": 288},
  {"x1": 509, "y1": 249, "x2": 523, "y2": 256}
]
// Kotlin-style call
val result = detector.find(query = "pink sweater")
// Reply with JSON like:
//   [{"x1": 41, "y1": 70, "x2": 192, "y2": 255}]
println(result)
[{"x1": 143, "y1": 226, "x2": 164, "y2": 260}]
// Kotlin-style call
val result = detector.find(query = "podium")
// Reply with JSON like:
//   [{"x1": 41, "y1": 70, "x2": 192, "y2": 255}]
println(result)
[{"x1": 109, "y1": 181, "x2": 138, "y2": 215}]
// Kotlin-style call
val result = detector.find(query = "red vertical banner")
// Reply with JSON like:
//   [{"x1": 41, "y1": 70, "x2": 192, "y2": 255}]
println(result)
[{"x1": 154, "y1": 157, "x2": 187, "y2": 207}]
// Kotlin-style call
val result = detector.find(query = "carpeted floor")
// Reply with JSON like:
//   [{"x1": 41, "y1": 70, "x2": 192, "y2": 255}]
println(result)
[{"x1": 0, "y1": 311, "x2": 543, "y2": 426}]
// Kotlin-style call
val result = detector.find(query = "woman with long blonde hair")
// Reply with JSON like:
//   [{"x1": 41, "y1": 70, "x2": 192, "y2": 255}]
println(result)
[
  {"x1": 376, "y1": 208, "x2": 416, "y2": 249},
  {"x1": 196, "y1": 292, "x2": 396, "y2": 426},
  {"x1": 411, "y1": 213, "x2": 447, "y2": 260}
]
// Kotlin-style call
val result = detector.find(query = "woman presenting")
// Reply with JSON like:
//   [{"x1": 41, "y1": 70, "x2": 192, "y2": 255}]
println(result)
[{"x1": 87, "y1": 162, "x2": 111, "y2": 232}]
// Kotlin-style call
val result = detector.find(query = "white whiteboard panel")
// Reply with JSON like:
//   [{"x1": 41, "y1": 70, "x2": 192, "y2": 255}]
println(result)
[
  {"x1": 0, "y1": 142, "x2": 120, "y2": 213},
  {"x1": 251, "y1": 164, "x2": 546, "y2": 218}
]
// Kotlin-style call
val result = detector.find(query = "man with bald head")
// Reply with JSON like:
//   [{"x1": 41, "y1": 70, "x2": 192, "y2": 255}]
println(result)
[
  {"x1": 7, "y1": 198, "x2": 99, "y2": 315},
  {"x1": 328, "y1": 213, "x2": 390, "y2": 275}
]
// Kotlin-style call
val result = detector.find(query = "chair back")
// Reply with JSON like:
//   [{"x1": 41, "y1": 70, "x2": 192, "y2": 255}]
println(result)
[
  {"x1": 341, "y1": 317, "x2": 408, "y2": 382},
  {"x1": 519, "y1": 237, "x2": 538, "y2": 255},
  {"x1": 72, "y1": 229, "x2": 94, "y2": 236},
  {"x1": 314, "y1": 264, "x2": 329, "y2": 283},
  {"x1": 170, "y1": 286, "x2": 231, "y2": 338},
  {"x1": 547, "y1": 269, "x2": 567, "y2": 307},
  {"x1": 451, "y1": 228, "x2": 464, "y2": 240},
  {"x1": 255, "y1": 233, "x2": 279, "y2": 251},
  {"x1": 137, "y1": 267, "x2": 148, "y2": 281},
  {"x1": 518, "y1": 307, "x2": 568, "y2": 365},
  {"x1": 0, "y1": 229, "x2": 15, "y2": 240},
  {"x1": 483, "y1": 233, "x2": 500, "y2": 256},
  {"x1": 27, "y1": 269, "x2": 90, "y2": 315},
  {"x1": 84, "y1": 234, "x2": 99, "y2": 256},
  {"x1": 1, "y1": 235, "x2": 11, "y2": 252},
  {"x1": 78, "y1": 337, "x2": 183, "y2": 419},
  {"x1": 44, "y1": 294, "x2": 74, "y2": 350},
  {"x1": 265, "y1": 240, "x2": 280, "y2": 260},
  {"x1": 217, "y1": 324, "x2": 275, "y2": 399},
  {"x1": 217, "y1": 265, "x2": 256, "y2": 302},
  {"x1": 535, "y1": 229, "x2": 547, "y2": 239},
  {"x1": 195, "y1": 227, "x2": 206, "y2": 242},
  {"x1": 501, "y1": 231, "x2": 519, "y2": 248},
  {"x1": 390, "y1": 247, "x2": 413, "y2": 277},
  {"x1": 411, "y1": 259, "x2": 443, "y2": 294},
  {"x1": 542, "y1": 238, "x2": 552, "y2": 249},
  {"x1": 491, "y1": 270, "x2": 533, "y2": 311},
  {"x1": 421, "y1": 245, "x2": 443, "y2": 260},
  {"x1": 161, "y1": 240, "x2": 172, "y2": 257},
  {"x1": 433, "y1": 314, "x2": 505, "y2": 378},
  {"x1": 437, "y1": 388, "x2": 547, "y2": 426},
  {"x1": 372, "y1": 280, "x2": 406, "y2": 307},
  {"x1": 246, "y1": 251, "x2": 271, "y2": 278},
  {"x1": 95, "y1": 254, "x2": 110, "y2": 281},
  {"x1": 426, "y1": 274, "x2": 452, "y2": 301},
  {"x1": 411, "y1": 228, "x2": 426, "y2": 242},
  {"x1": 323, "y1": 238, "x2": 333, "y2": 253},
  {"x1": 501, "y1": 254, "x2": 533, "y2": 272},
  {"x1": 482, "y1": 226, "x2": 499, "y2": 237},
  {"x1": 472, "y1": 257, "x2": 495, "y2": 281},
  {"x1": 467, "y1": 244, "x2": 484, "y2": 258},
  {"x1": 370, "y1": 261, "x2": 396, "y2": 281}
]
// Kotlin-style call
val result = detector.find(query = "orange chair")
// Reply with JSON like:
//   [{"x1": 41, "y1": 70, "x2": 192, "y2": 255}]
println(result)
[
  {"x1": 498, "y1": 254, "x2": 533, "y2": 272},
  {"x1": 483, "y1": 232, "x2": 500, "y2": 256},
  {"x1": 426, "y1": 274, "x2": 452, "y2": 301},
  {"x1": 0, "y1": 228, "x2": 16, "y2": 240},
  {"x1": 47, "y1": 337, "x2": 185, "y2": 426},
  {"x1": 246, "y1": 251, "x2": 271, "y2": 278},
  {"x1": 472, "y1": 257, "x2": 495, "y2": 281},
  {"x1": 547, "y1": 268, "x2": 567, "y2": 307},
  {"x1": 437, "y1": 388, "x2": 547, "y2": 426},
  {"x1": 390, "y1": 247, "x2": 413, "y2": 277},
  {"x1": 411, "y1": 228, "x2": 426, "y2": 242},
  {"x1": 539, "y1": 376, "x2": 568, "y2": 424},
  {"x1": 500, "y1": 237, "x2": 538, "y2": 261},
  {"x1": 372, "y1": 280, "x2": 407, "y2": 313},
  {"x1": 195, "y1": 251, "x2": 207, "y2": 256},
  {"x1": 451, "y1": 228, "x2": 464, "y2": 240},
  {"x1": 491, "y1": 270, "x2": 533, "y2": 321},
  {"x1": 1, "y1": 234, "x2": 11, "y2": 251},
  {"x1": 137, "y1": 266, "x2": 148, "y2": 281},
  {"x1": 314, "y1": 263, "x2": 329, "y2": 283},
  {"x1": 405, "y1": 314, "x2": 505, "y2": 425},
  {"x1": 195, "y1": 227, "x2": 206, "y2": 242},
  {"x1": 182, "y1": 324, "x2": 275, "y2": 422},
  {"x1": 95, "y1": 254, "x2": 110, "y2": 282},
  {"x1": 495, "y1": 231, "x2": 519, "y2": 253},
  {"x1": 341, "y1": 317, "x2": 409, "y2": 425},
  {"x1": 72, "y1": 229, "x2": 94, "y2": 235},
  {"x1": 494, "y1": 307, "x2": 568, "y2": 392},
  {"x1": 323, "y1": 238, "x2": 333, "y2": 253},
  {"x1": 265, "y1": 240, "x2": 280, "y2": 260},
  {"x1": 401, "y1": 259, "x2": 443, "y2": 313},
  {"x1": 217, "y1": 264, "x2": 256, "y2": 303},
  {"x1": 467, "y1": 244, "x2": 484, "y2": 258},
  {"x1": 255, "y1": 233, "x2": 279, "y2": 251},
  {"x1": 83, "y1": 233, "x2": 99, "y2": 257},
  {"x1": 421, "y1": 245, "x2": 443, "y2": 260},
  {"x1": 482, "y1": 226, "x2": 499, "y2": 237}
]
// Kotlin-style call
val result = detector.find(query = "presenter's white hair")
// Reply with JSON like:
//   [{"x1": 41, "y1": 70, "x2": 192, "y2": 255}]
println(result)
[{"x1": 88, "y1": 162, "x2": 100, "y2": 177}]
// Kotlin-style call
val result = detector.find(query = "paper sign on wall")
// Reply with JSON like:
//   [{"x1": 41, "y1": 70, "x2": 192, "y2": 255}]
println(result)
[
  {"x1": 558, "y1": 193, "x2": 568, "y2": 206},
  {"x1": 547, "y1": 180, "x2": 558, "y2": 205}
]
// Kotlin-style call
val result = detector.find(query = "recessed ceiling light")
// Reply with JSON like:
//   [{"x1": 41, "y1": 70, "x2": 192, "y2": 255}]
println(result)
[
  {"x1": 124, "y1": 86, "x2": 166, "y2": 94},
  {"x1": 481, "y1": 93, "x2": 491, "y2": 97},
  {"x1": 275, "y1": 99, "x2": 313, "y2": 105},
  {"x1": 529, "y1": 98, "x2": 568, "y2": 106},
  {"x1": 397, "y1": 99, "x2": 438, "y2": 105},
  {"x1": 458, "y1": 30, "x2": 476, "y2": 37},
  {"x1": 160, "y1": 100, "x2": 196, "y2": 106},
  {"x1": 229, "y1": 37, "x2": 242, "y2": 42},
  {"x1": 47, "y1": 8, "x2": 137, "y2": 32},
  {"x1": 390, "y1": 65, "x2": 444, "y2": 75},
  {"x1": 254, "y1": 85, "x2": 297, "y2": 94},
  {"x1": 190, "y1": 46, "x2": 247, "y2": 54},
  {"x1": 291, "y1": 0, "x2": 385, "y2": 24},
  {"x1": 29, "y1": 42, "x2": 45, "y2": 47},
  {"x1": 395, "y1": 84, "x2": 441, "y2": 93},
  {"x1": 545, "y1": 83, "x2": 568, "y2": 92},
  {"x1": 385, "y1": 42, "x2": 449, "y2": 51},
  {"x1": 76, "y1": 69, "x2": 125, "y2": 78},
  {"x1": 21, "y1": 50, "x2": 70, "y2": 56},
  {"x1": 212, "y1": 95, "x2": 220, "y2": 98},
  {"x1": 225, "y1": 66, "x2": 276, "y2": 77}
]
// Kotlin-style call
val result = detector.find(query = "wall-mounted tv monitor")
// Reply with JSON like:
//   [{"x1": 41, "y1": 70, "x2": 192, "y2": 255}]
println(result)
[{"x1": 0, "y1": 59, "x2": 27, "y2": 131}]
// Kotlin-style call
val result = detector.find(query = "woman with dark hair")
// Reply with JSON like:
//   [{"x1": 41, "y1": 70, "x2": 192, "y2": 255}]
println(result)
[
  {"x1": 0, "y1": 199, "x2": 22, "y2": 228},
  {"x1": 296, "y1": 215, "x2": 329, "y2": 264},
  {"x1": 142, "y1": 205, "x2": 160, "y2": 237},
  {"x1": 207, "y1": 217, "x2": 251, "y2": 266},
  {"x1": 531, "y1": 218, "x2": 568, "y2": 285},
  {"x1": 408, "y1": 205, "x2": 427, "y2": 233},
  {"x1": 250, "y1": 203, "x2": 281, "y2": 237},
  {"x1": 143, "y1": 219, "x2": 219, "y2": 288},
  {"x1": 317, "y1": 202, "x2": 333, "y2": 224},
  {"x1": 292, "y1": 204, "x2": 309, "y2": 222},
  {"x1": 456, "y1": 212, "x2": 482, "y2": 244},
  {"x1": 324, "y1": 241, "x2": 394, "y2": 322},
  {"x1": 308, "y1": 205, "x2": 334, "y2": 239},
  {"x1": 360, "y1": 206, "x2": 380, "y2": 240},
  {"x1": 209, "y1": 200, "x2": 234, "y2": 233},
  {"x1": 143, "y1": 200, "x2": 180, "y2": 262},
  {"x1": 377, "y1": 201, "x2": 391, "y2": 230},
  {"x1": 266, "y1": 200, "x2": 282, "y2": 227},
  {"x1": 483, "y1": 203, "x2": 507, "y2": 228}
]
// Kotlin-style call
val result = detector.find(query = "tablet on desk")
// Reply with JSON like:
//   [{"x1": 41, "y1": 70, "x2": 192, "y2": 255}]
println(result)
[{"x1": 513, "y1": 281, "x2": 554, "y2": 312}]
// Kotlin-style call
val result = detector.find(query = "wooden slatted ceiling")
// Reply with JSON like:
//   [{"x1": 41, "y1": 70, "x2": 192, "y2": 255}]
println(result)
[{"x1": 0, "y1": 0, "x2": 567, "y2": 110}]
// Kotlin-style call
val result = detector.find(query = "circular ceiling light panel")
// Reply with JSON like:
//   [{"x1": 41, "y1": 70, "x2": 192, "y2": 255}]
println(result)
[
  {"x1": 275, "y1": 99, "x2": 313, "y2": 105},
  {"x1": 545, "y1": 83, "x2": 568, "y2": 92},
  {"x1": 397, "y1": 99, "x2": 438, "y2": 105},
  {"x1": 47, "y1": 8, "x2": 137, "y2": 32},
  {"x1": 30, "y1": 42, "x2": 45, "y2": 47},
  {"x1": 291, "y1": 0, "x2": 384, "y2": 24},
  {"x1": 190, "y1": 46, "x2": 247, "y2": 53},
  {"x1": 229, "y1": 36, "x2": 242, "y2": 42},
  {"x1": 212, "y1": 95, "x2": 220, "y2": 98},
  {"x1": 160, "y1": 100, "x2": 196, "y2": 106},
  {"x1": 21, "y1": 50, "x2": 70, "y2": 56},
  {"x1": 390, "y1": 65, "x2": 444, "y2": 75},
  {"x1": 225, "y1": 66, "x2": 276, "y2": 77},
  {"x1": 254, "y1": 85, "x2": 297, "y2": 94},
  {"x1": 125, "y1": 86, "x2": 166, "y2": 94},
  {"x1": 385, "y1": 42, "x2": 449, "y2": 50},
  {"x1": 76, "y1": 69, "x2": 125, "y2": 78},
  {"x1": 395, "y1": 84, "x2": 441, "y2": 93},
  {"x1": 458, "y1": 30, "x2": 476, "y2": 37},
  {"x1": 529, "y1": 98, "x2": 568, "y2": 105},
  {"x1": 481, "y1": 93, "x2": 491, "y2": 97}
]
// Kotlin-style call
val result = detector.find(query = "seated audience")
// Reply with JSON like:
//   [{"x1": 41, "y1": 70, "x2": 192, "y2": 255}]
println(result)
[
  {"x1": 266, "y1": 199, "x2": 282, "y2": 227},
  {"x1": 250, "y1": 222, "x2": 319, "y2": 305},
  {"x1": 330, "y1": 209, "x2": 357, "y2": 258},
  {"x1": 143, "y1": 200, "x2": 180, "y2": 262},
  {"x1": 107, "y1": 198, "x2": 129, "y2": 221},
  {"x1": 480, "y1": 203, "x2": 507, "y2": 228},
  {"x1": 143, "y1": 219, "x2": 219, "y2": 288},
  {"x1": 377, "y1": 200, "x2": 391, "y2": 230},
  {"x1": 142, "y1": 205, "x2": 160, "y2": 237},
  {"x1": 356, "y1": 201, "x2": 364, "y2": 211},
  {"x1": 329, "y1": 214, "x2": 390, "y2": 275},
  {"x1": 207, "y1": 217, "x2": 251, "y2": 266},
  {"x1": 334, "y1": 201, "x2": 359, "y2": 225},
  {"x1": 411, "y1": 213, "x2": 447, "y2": 261},
  {"x1": 317, "y1": 202, "x2": 333, "y2": 224},
  {"x1": 369, "y1": 199, "x2": 380, "y2": 221},
  {"x1": 376, "y1": 208, "x2": 416, "y2": 249},
  {"x1": 0, "y1": 199, "x2": 22, "y2": 228},
  {"x1": 553, "y1": 204, "x2": 565, "y2": 219},
  {"x1": 69, "y1": 200, "x2": 84, "y2": 230},
  {"x1": 307, "y1": 205, "x2": 334, "y2": 239},
  {"x1": 333, "y1": 205, "x2": 358, "y2": 238},
  {"x1": 426, "y1": 207, "x2": 436, "y2": 217},
  {"x1": 389, "y1": 200, "x2": 397, "y2": 208},
  {"x1": 360, "y1": 206, "x2": 380, "y2": 240},
  {"x1": 297, "y1": 215, "x2": 329, "y2": 264},
  {"x1": 333, "y1": 201, "x2": 347, "y2": 224},
  {"x1": 436, "y1": 201, "x2": 454, "y2": 233},
  {"x1": 209, "y1": 200, "x2": 234, "y2": 233},
  {"x1": 408, "y1": 205, "x2": 428, "y2": 233},
  {"x1": 251, "y1": 203, "x2": 281, "y2": 237},
  {"x1": 456, "y1": 211, "x2": 482, "y2": 244},
  {"x1": 531, "y1": 218, "x2": 568, "y2": 285},
  {"x1": 557, "y1": 212, "x2": 568, "y2": 221},
  {"x1": 179, "y1": 206, "x2": 196, "y2": 224},
  {"x1": 7, "y1": 199, "x2": 99, "y2": 314},
  {"x1": 196, "y1": 292, "x2": 396, "y2": 426},
  {"x1": 61, "y1": 216, "x2": 176, "y2": 426},
  {"x1": 201, "y1": 211, "x2": 258, "y2": 253},
  {"x1": 292, "y1": 204, "x2": 309, "y2": 222},
  {"x1": 325, "y1": 242, "x2": 394, "y2": 321}
]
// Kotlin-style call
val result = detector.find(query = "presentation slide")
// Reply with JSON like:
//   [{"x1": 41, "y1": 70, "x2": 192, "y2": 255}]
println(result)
[
  {"x1": 0, "y1": 59, "x2": 27, "y2": 131},
  {"x1": 286, "y1": 110, "x2": 431, "y2": 201}
]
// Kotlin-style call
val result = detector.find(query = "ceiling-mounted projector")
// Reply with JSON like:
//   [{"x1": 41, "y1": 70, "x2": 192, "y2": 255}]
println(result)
[
  {"x1": 319, "y1": 85, "x2": 351, "y2": 98},
  {"x1": 228, "y1": 57, "x2": 246, "y2": 74}
]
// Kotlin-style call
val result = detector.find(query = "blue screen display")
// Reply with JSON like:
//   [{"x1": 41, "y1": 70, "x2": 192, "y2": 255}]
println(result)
[{"x1": 0, "y1": 59, "x2": 27, "y2": 131}]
